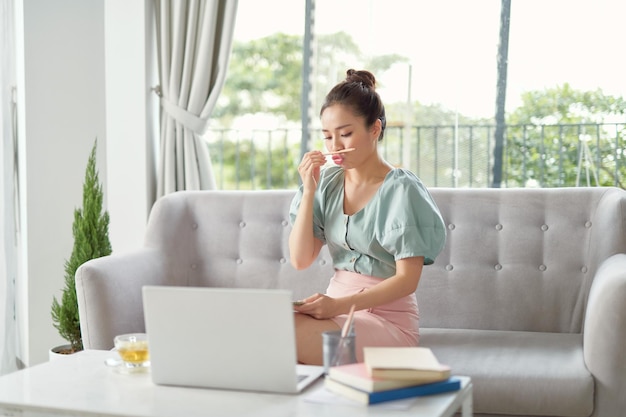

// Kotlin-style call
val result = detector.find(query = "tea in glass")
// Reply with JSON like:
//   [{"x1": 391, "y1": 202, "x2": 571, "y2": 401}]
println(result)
[{"x1": 114, "y1": 333, "x2": 150, "y2": 368}]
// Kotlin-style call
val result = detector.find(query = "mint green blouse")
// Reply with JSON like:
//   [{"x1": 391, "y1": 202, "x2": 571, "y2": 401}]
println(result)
[{"x1": 289, "y1": 166, "x2": 446, "y2": 279}]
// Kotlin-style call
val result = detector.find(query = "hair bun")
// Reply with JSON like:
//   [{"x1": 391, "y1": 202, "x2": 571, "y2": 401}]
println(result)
[{"x1": 345, "y1": 69, "x2": 376, "y2": 89}]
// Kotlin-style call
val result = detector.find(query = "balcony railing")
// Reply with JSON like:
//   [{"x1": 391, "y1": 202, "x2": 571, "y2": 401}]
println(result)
[{"x1": 204, "y1": 122, "x2": 625, "y2": 190}]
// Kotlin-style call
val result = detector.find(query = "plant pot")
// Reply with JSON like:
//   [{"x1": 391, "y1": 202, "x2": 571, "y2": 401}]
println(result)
[{"x1": 49, "y1": 344, "x2": 75, "y2": 361}]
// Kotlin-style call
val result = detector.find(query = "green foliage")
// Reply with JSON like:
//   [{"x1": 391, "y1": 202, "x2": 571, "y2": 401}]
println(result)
[
  {"x1": 505, "y1": 84, "x2": 626, "y2": 188},
  {"x1": 214, "y1": 32, "x2": 410, "y2": 127},
  {"x1": 508, "y1": 83, "x2": 626, "y2": 125},
  {"x1": 208, "y1": 137, "x2": 300, "y2": 189},
  {"x1": 212, "y1": 31, "x2": 625, "y2": 189},
  {"x1": 214, "y1": 33, "x2": 304, "y2": 123},
  {"x1": 51, "y1": 139, "x2": 112, "y2": 352}
]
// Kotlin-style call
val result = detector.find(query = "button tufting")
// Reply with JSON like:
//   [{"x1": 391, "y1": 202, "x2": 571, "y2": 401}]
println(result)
[
  {"x1": 541, "y1": 224, "x2": 549, "y2": 231},
  {"x1": 447, "y1": 224, "x2": 455, "y2": 230},
  {"x1": 445, "y1": 264, "x2": 454, "y2": 271},
  {"x1": 494, "y1": 264, "x2": 502, "y2": 271},
  {"x1": 539, "y1": 264, "x2": 547, "y2": 271},
  {"x1": 495, "y1": 224, "x2": 503, "y2": 231}
]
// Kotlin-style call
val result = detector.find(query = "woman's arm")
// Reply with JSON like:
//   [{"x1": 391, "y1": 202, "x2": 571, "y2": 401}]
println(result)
[
  {"x1": 297, "y1": 256, "x2": 424, "y2": 317},
  {"x1": 289, "y1": 189, "x2": 324, "y2": 269},
  {"x1": 289, "y1": 151, "x2": 326, "y2": 269}
]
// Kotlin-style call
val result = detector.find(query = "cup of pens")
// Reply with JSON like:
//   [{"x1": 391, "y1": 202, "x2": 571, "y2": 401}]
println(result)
[{"x1": 322, "y1": 305, "x2": 357, "y2": 374}]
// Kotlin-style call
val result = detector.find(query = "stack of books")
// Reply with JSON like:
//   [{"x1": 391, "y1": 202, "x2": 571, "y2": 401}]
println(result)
[{"x1": 324, "y1": 347, "x2": 460, "y2": 405}]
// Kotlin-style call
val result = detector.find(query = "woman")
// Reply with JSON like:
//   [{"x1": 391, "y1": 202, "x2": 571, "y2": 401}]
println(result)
[{"x1": 289, "y1": 69, "x2": 446, "y2": 365}]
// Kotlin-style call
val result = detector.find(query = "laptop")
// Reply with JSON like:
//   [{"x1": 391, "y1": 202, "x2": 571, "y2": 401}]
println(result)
[{"x1": 142, "y1": 285, "x2": 324, "y2": 394}]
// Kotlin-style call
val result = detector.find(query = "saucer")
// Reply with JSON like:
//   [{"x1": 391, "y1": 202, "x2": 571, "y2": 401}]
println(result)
[{"x1": 104, "y1": 357, "x2": 150, "y2": 374}]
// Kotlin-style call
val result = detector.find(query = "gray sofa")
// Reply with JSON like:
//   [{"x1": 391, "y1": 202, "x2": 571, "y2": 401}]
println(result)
[{"x1": 76, "y1": 187, "x2": 626, "y2": 417}]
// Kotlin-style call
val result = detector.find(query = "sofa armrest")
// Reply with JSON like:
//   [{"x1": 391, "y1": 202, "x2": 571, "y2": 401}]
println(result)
[
  {"x1": 76, "y1": 248, "x2": 168, "y2": 350},
  {"x1": 584, "y1": 253, "x2": 626, "y2": 417}
]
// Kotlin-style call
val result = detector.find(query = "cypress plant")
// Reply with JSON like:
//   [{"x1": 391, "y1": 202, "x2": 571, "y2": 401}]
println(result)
[{"x1": 51, "y1": 139, "x2": 112, "y2": 353}]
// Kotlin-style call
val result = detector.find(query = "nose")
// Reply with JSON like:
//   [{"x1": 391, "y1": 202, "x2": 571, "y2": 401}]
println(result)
[{"x1": 329, "y1": 136, "x2": 343, "y2": 151}]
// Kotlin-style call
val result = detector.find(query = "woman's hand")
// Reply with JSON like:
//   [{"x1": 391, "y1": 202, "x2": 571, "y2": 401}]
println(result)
[
  {"x1": 293, "y1": 293, "x2": 343, "y2": 320},
  {"x1": 298, "y1": 151, "x2": 326, "y2": 190}
]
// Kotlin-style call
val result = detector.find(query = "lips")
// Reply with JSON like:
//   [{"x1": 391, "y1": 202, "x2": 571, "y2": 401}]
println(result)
[{"x1": 331, "y1": 155, "x2": 344, "y2": 165}]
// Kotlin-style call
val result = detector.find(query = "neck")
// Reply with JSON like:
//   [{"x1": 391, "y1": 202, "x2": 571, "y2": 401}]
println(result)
[{"x1": 344, "y1": 154, "x2": 393, "y2": 185}]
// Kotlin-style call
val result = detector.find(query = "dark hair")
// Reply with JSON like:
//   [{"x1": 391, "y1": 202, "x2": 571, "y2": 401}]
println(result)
[{"x1": 320, "y1": 69, "x2": 386, "y2": 141}]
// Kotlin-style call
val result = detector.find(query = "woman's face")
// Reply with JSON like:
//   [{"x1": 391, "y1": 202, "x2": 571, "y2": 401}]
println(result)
[{"x1": 320, "y1": 104, "x2": 381, "y2": 167}]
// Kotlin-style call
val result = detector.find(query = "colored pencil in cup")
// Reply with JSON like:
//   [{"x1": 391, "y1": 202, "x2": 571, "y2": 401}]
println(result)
[{"x1": 332, "y1": 304, "x2": 356, "y2": 367}]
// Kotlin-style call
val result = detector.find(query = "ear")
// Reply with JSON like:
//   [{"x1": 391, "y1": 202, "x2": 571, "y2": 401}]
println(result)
[{"x1": 370, "y1": 119, "x2": 382, "y2": 141}]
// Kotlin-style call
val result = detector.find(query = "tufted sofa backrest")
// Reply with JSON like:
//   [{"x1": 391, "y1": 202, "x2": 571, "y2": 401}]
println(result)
[
  {"x1": 419, "y1": 187, "x2": 626, "y2": 333},
  {"x1": 145, "y1": 187, "x2": 626, "y2": 334},
  {"x1": 144, "y1": 190, "x2": 333, "y2": 301}
]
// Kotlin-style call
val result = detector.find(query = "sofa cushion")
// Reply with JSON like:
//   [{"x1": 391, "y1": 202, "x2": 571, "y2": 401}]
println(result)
[
  {"x1": 420, "y1": 328, "x2": 593, "y2": 417},
  {"x1": 419, "y1": 187, "x2": 626, "y2": 334}
]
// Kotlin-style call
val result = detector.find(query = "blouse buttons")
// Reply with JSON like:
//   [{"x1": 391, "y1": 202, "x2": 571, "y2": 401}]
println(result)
[
  {"x1": 541, "y1": 224, "x2": 549, "y2": 231},
  {"x1": 494, "y1": 263, "x2": 502, "y2": 271},
  {"x1": 495, "y1": 224, "x2": 503, "y2": 231},
  {"x1": 447, "y1": 224, "x2": 455, "y2": 231}
]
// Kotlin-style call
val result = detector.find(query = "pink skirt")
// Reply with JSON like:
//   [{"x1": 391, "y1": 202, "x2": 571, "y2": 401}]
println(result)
[{"x1": 327, "y1": 270, "x2": 420, "y2": 362}]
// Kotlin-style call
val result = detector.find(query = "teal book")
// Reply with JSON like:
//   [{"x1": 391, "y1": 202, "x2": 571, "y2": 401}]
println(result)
[{"x1": 324, "y1": 376, "x2": 462, "y2": 405}]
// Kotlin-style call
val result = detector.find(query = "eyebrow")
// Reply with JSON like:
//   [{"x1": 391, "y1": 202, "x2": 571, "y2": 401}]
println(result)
[{"x1": 322, "y1": 124, "x2": 353, "y2": 133}]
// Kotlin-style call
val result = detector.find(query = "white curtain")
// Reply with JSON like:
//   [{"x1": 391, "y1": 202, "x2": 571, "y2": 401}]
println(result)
[
  {"x1": 1, "y1": 0, "x2": 21, "y2": 375},
  {"x1": 155, "y1": 0, "x2": 238, "y2": 196}
]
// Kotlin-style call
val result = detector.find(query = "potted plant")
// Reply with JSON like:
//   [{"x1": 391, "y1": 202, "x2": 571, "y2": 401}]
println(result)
[{"x1": 50, "y1": 139, "x2": 112, "y2": 355}]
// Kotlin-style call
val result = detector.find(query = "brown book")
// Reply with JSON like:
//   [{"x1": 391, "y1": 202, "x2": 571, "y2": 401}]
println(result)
[
  {"x1": 328, "y1": 362, "x2": 446, "y2": 393},
  {"x1": 363, "y1": 347, "x2": 451, "y2": 381}
]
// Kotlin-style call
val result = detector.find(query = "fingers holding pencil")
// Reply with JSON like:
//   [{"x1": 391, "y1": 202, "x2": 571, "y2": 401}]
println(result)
[
  {"x1": 297, "y1": 151, "x2": 325, "y2": 188},
  {"x1": 299, "y1": 148, "x2": 356, "y2": 188}
]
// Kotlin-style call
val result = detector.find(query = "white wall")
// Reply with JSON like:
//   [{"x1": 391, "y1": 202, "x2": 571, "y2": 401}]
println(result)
[
  {"x1": 15, "y1": 0, "x2": 155, "y2": 366},
  {"x1": 105, "y1": 0, "x2": 157, "y2": 254}
]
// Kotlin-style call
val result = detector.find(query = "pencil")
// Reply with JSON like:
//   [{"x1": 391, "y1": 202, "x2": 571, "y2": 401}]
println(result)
[
  {"x1": 332, "y1": 304, "x2": 356, "y2": 367},
  {"x1": 342, "y1": 304, "x2": 356, "y2": 337},
  {"x1": 323, "y1": 148, "x2": 356, "y2": 156}
]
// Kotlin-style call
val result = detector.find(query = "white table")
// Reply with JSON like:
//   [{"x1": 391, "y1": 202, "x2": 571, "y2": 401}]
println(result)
[{"x1": 0, "y1": 350, "x2": 472, "y2": 417}]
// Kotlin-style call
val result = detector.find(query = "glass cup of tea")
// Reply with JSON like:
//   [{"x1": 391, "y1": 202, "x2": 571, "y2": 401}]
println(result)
[{"x1": 114, "y1": 333, "x2": 150, "y2": 369}]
